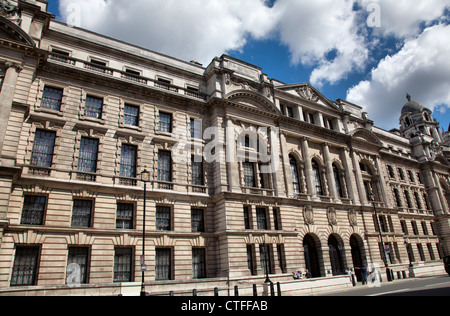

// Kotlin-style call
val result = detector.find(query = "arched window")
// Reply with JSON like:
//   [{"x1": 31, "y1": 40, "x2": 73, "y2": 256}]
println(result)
[
  {"x1": 333, "y1": 163, "x2": 344, "y2": 198},
  {"x1": 290, "y1": 155, "x2": 300, "y2": 195},
  {"x1": 312, "y1": 160, "x2": 323, "y2": 196}
]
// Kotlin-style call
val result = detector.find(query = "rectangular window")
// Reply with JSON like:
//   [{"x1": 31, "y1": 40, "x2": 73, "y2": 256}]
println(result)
[
  {"x1": 191, "y1": 156, "x2": 204, "y2": 186},
  {"x1": 71, "y1": 200, "x2": 93, "y2": 228},
  {"x1": 156, "y1": 206, "x2": 171, "y2": 231},
  {"x1": 120, "y1": 144, "x2": 137, "y2": 178},
  {"x1": 67, "y1": 247, "x2": 89, "y2": 284},
  {"x1": 247, "y1": 245, "x2": 256, "y2": 276},
  {"x1": 114, "y1": 247, "x2": 133, "y2": 282},
  {"x1": 84, "y1": 95, "x2": 103, "y2": 119},
  {"x1": 78, "y1": 138, "x2": 99, "y2": 174},
  {"x1": 192, "y1": 248, "x2": 206, "y2": 279},
  {"x1": 158, "y1": 151, "x2": 172, "y2": 183},
  {"x1": 31, "y1": 130, "x2": 56, "y2": 168},
  {"x1": 191, "y1": 208, "x2": 205, "y2": 232},
  {"x1": 259, "y1": 244, "x2": 272, "y2": 275},
  {"x1": 243, "y1": 206, "x2": 251, "y2": 230},
  {"x1": 123, "y1": 104, "x2": 139, "y2": 127},
  {"x1": 242, "y1": 162, "x2": 255, "y2": 188},
  {"x1": 10, "y1": 246, "x2": 40, "y2": 286},
  {"x1": 155, "y1": 248, "x2": 172, "y2": 281},
  {"x1": 21, "y1": 195, "x2": 46, "y2": 226},
  {"x1": 256, "y1": 208, "x2": 268, "y2": 230},
  {"x1": 116, "y1": 203, "x2": 134, "y2": 229},
  {"x1": 41, "y1": 86, "x2": 63, "y2": 111},
  {"x1": 190, "y1": 118, "x2": 202, "y2": 139},
  {"x1": 158, "y1": 112, "x2": 172, "y2": 133}
]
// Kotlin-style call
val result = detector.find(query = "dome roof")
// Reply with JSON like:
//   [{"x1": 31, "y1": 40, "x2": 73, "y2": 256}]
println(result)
[{"x1": 401, "y1": 94, "x2": 425, "y2": 115}]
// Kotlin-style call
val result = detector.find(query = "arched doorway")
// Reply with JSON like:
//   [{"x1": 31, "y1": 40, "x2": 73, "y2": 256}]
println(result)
[
  {"x1": 303, "y1": 234, "x2": 322, "y2": 278},
  {"x1": 328, "y1": 234, "x2": 345, "y2": 276},
  {"x1": 350, "y1": 234, "x2": 365, "y2": 281}
]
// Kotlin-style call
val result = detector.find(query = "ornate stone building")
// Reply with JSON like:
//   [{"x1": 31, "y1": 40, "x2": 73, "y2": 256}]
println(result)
[{"x1": 0, "y1": 0, "x2": 449, "y2": 295}]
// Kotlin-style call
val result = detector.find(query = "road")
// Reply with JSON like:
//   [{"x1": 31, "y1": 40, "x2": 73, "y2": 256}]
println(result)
[{"x1": 321, "y1": 275, "x2": 450, "y2": 296}]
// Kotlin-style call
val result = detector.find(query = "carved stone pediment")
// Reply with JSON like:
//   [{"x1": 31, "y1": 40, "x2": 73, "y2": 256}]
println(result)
[{"x1": 296, "y1": 86, "x2": 319, "y2": 103}]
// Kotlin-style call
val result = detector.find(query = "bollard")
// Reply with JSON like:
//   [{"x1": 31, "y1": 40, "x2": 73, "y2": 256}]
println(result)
[
  {"x1": 351, "y1": 274, "x2": 356, "y2": 287},
  {"x1": 234, "y1": 285, "x2": 239, "y2": 296},
  {"x1": 277, "y1": 282, "x2": 282, "y2": 297},
  {"x1": 270, "y1": 282, "x2": 275, "y2": 297},
  {"x1": 193, "y1": 289, "x2": 197, "y2": 296},
  {"x1": 169, "y1": 291, "x2": 174, "y2": 297},
  {"x1": 253, "y1": 284, "x2": 258, "y2": 297},
  {"x1": 402, "y1": 271, "x2": 407, "y2": 279},
  {"x1": 214, "y1": 287, "x2": 219, "y2": 297}
]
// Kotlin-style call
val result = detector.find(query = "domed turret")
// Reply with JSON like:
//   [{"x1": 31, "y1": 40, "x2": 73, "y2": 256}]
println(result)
[{"x1": 401, "y1": 94, "x2": 425, "y2": 115}]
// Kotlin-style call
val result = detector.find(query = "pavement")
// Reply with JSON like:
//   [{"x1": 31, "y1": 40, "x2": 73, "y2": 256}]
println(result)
[{"x1": 319, "y1": 274, "x2": 450, "y2": 296}]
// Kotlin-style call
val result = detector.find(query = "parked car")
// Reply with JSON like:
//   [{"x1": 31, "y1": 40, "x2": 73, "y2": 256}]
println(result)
[{"x1": 445, "y1": 256, "x2": 450, "y2": 276}]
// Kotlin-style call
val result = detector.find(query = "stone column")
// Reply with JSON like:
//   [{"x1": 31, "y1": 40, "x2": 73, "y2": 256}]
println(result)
[
  {"x1": 375, "y1": 155, "x2": 389, "y2": 207},
  {"x1": 352, "y1": 150, "x2": 367, "y2": 206},
  {"x1": 301, "y1": 137, "x2": 314, "y2": 199},
  {"x1": 323, "y1": 143, "x2": 338, "y2": 201},
  {"x1": 226, "y1": 118, "x2": 241, "y2": 193},
  {"x1": 0, "y1": 63, "x2": 22, "y2": 156},
  {"x1": 342, "y1": 148, "x2": 359, "y2": 205}
]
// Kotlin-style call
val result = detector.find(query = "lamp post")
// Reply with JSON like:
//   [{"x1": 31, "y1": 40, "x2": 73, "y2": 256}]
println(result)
[
  {"x1": 140, "y1": 168, "x2": 150, "y2": 297},
  {"x1": 263, "y1": 243, "x2": 271, "y2": 284},
  {"x1": 369, "y1": 192, "x2": 393, "y2": 282}
]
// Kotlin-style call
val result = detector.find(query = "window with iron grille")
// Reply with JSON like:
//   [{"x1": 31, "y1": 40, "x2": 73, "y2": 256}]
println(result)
[
  {"x1": 78, "y1": 137, "x2": 99, "y2": 173},
  {"x1": 192, "y1": 248, "x2": 206, "y2": 279},
  {"x1": 256, "y1": 208, "x2": 268, "y2": 230},
  {"x1": 156, "y1": 206, "x2": 171, "y2": 231},
  {"x1": 114, "y1": 247, "x2": 133, "y2": 282},
  {"x1": 21, "y1": 195, "x2": 46, "y2": 226},
  {"x1": 259, "y1": 244, "x2": 272, "y2": 275},
  {"x1": 10, "y1": 246, "x2": 40, "y2": 286},
  {"x1": 158, "y1": 151, "x2": 172, "y2": 183},
  {"x1": 191, "y1": 156, "x2": 204, "y2": 186},
  {"x1": 31, "y1": 130, "x2": 56, "y2": 168},
  {"x1": 123, "y1": 104, "x2": 139, "y2": 127},
  {"x1": 116, "y1": 203, "x2": 134, "y2": 229},
  {"x1": 155, "y1": 248, "x2": 172, "y2": 281},
  {"x1": 158, "y1": 112, "x2": 172, "y2": 133},
  {"x1": 191, "y1": 208, "x2": 205, "y2": 232},
  {"x1": 71, "y1": 199, "x2": 93, "y2": 228},
  {"x1": 242, "y1": 162, "x2": 255, "y2": 188},
  {"x1": 120, "y1": 144, "x2": 137, "y2": 178},
  {"x1": 41, "y1": 86, "x2": 63, "y2": 111},
  {"x1": 84, "y1": 95, "x2": 103, "y2": 119},
  {"x1": 67, "y1": 247, "x2": 89, "y2": 284}
]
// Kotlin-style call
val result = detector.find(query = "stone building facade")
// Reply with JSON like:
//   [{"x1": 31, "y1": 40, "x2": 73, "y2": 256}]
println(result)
[{"x1": 0, "y1": 0, "x2": 449, "y2": 295}]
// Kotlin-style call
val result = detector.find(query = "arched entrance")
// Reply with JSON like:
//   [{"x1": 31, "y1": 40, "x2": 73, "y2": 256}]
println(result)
[
  {"x1": 350, "y1": 234, "x2": 365, "y2": 281},
  {"x1": 328, "y1": 234, "x2": 345, "y2": 276},
  {"x1": 303, "y1": 234, "x2": 322, "y2": 278}
]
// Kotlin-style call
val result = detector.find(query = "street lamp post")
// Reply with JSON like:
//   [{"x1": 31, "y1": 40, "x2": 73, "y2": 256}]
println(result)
[
  {"x1": 140, "y1": 169, "x2": 150, "y2": 297},
  {"x1": 369, "y1": 192, "x2": 393, "y2": 282},
  {"x1": 263, "y1": 243, "x2": 271, "y2": 284}
]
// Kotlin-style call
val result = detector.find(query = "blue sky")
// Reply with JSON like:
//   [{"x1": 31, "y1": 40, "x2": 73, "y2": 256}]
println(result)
[{"x1": 48, "y1": 0, "x2": 450, "y2": 132}]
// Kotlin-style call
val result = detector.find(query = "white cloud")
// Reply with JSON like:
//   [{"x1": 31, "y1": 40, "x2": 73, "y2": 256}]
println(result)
[
  {"x1": 359, "y1": 0, "x2": 450, "y2": 38},
  {"x1": 59, "y1": 0, "x2": 276, "y2": 65},
  {"x1": 272, "y1": 0, "x2": 369, "y2": 87},
  {"x1": 347, "y1": 24, "x2": 450, "y2": 130}
]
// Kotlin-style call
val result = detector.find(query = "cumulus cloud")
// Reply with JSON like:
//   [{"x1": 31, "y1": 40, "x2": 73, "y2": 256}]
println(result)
[
  {"x1": 272, "y1": 0, "x2": 369, "y2": 87},
  {"x1": 347, "y1": 24, "x2": 450, "y2": 129},
  {"x1": 59, "y1": 0, "x2": 276, "y2": 65}
]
